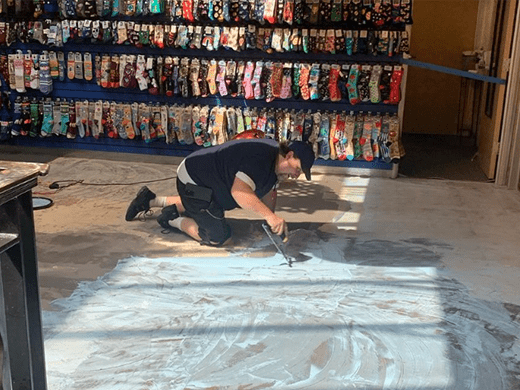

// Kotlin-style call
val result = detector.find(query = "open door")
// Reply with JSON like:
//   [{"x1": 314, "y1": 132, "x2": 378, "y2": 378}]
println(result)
[{"x1": 476, "y1": 0, "x2": 518, "y2": 179}]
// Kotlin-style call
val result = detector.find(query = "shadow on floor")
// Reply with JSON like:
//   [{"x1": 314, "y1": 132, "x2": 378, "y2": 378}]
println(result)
[{"x1": 398, "y1": 133, "x2": 490, "y2": 182}]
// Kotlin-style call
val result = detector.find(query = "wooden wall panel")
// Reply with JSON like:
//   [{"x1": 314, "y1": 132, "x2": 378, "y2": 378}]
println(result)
[{"x1": 403, "y1": 0, "x2": 479, "y2": 135}]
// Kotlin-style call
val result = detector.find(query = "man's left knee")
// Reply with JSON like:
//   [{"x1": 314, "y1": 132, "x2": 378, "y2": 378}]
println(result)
[{"x1": 200, "y1": 224, "x2": 232, "y2": 247}]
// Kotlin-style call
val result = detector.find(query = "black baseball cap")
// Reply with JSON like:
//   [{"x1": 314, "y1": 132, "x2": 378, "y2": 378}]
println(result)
[{"x1": 288, "y1": 141, "x2": 315, "y2": 180}]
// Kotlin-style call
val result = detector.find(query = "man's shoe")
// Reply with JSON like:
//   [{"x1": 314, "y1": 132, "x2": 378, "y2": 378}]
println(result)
[
  {"x1": 125, "y1": 186, "x2": 156, "y2": 221},
  {"x1": 157, "y1": 204, "x2": 180, "y2": 229}
]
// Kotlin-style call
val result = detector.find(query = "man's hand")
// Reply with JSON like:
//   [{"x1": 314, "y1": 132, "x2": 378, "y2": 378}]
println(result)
[{"x1": 266, "y1": 214, "x2": 289, "y2": 238}]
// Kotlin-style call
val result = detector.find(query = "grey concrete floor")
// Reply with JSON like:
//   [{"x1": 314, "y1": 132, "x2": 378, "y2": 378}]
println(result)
[{"x1": 2, "y1": 145, "x2": 520, "y2": 389}]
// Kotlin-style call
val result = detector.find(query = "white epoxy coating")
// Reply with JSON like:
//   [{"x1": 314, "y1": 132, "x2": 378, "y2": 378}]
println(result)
[{"x1": 43, "y1": 252, "x2": 520, "y2": 390}]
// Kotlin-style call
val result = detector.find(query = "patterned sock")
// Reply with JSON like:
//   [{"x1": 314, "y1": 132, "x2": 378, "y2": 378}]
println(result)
[
  {"x1": 308, "y1": 63, "x2": 320, "y2": 100},
  {"x1": 369, "y1": 65, "x2": 382, "y2": 103},
  {"x1": 380, "y1": 65, "x2": 393, "y2": 104},
  {"x1": 59, "y1": 101, "x2": 69, "y2": 135},
  {"x1": 216, "y1": 60, "x2": 228, "y2": 96},
  {"x1": 299, "y1": 63, "x2": 310, "y2": 100},
  {"x1": 280, "y1": 64, "x2": 292, "y2": 99},
  {"x1": 91, "y1": 100, "x2": 102, "y2": 138},
  {"x1": 270, "y1": 62, "x2": 283, "y2": 98},
  {"x1": 75, "y1": 101, "x2": 85, "y2": 137},
  {"x1": 242, "y1": 61, "x2": 255, "y2": 99},
  {"x1": 41, "y1": 101, "x2": 54, "y2": 136},
  {"x1": 67, "y1": 102, "x2": 77, "y2": 139},
  {"x1": 329, "y1": 64, "x2": 341, "y2": 102},
  {"x1": 39, "y1": 54, "x2": 52, "y2": 95},
  {"x1": 360, "y1": 115, "x2": 374, "y2": 161},
  {"x1": 344, "y1": 114, "x2": 355, "y2": 160},
  {"x1": 206, "y1": 59, "x2": 218, "y2": 95},
  {"x1": 347, "y1": 64, "x2": 360, "y2": 105},
  {"x1": 318, "y1": 113, "x2": 330, "y2": 160},
  {"x1": 353, "y1": 114, "x2": 364, "y2": 159},
  {"x1": 252, "y1": 60, "x2": 264, "y2": 100},
  {"x1": 388, "y1": 66, "x2": 403, "y2": 104},
  {"x1": 357, "y1": 65, "x2": 371, "y2": 102},
  {"x1": 371, "y1": 114, "x2": 382, "y2": 159}
]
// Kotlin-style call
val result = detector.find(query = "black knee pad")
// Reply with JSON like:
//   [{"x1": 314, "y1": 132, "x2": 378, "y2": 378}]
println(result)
[{"x1": 199, "y1": 223, "x2": 232, "y2": 247}]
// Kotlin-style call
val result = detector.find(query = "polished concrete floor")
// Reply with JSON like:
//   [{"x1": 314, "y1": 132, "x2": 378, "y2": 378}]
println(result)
[
  {"x1": 2, "y1": 145, "x2": 520, "y2": 389},
  {"x1": 399, "y1": 133, "x2": 489, "y2": 182}
]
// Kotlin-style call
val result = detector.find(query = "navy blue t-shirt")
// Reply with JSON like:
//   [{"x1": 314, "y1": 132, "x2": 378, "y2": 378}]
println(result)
[{"x1": 184, "y1": 139, "x2": 279, "y2": 210}]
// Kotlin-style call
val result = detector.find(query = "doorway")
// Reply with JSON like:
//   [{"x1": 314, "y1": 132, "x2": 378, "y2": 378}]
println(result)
[{"x1": 400, "y1": 0, "x2": 516, "y2": 182}]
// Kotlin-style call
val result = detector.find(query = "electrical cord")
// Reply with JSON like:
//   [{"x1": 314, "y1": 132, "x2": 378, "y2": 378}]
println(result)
[{"x1": 46, "y1": 176, "x2": 177, "y2": 191}]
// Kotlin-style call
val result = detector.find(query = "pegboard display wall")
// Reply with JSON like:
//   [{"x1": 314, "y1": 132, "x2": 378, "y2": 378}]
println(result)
[{"x1": 0, "y1": 0, "x2": 412, "y2": 174}]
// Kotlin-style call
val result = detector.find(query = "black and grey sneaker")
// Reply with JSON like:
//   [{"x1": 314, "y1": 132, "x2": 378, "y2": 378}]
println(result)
[
  {"x1": 157, "y1": 204, "x2": 180, "y2": 230},
  {"x1": 125, "y1": 186, "x2": 156, "y2": 221}
]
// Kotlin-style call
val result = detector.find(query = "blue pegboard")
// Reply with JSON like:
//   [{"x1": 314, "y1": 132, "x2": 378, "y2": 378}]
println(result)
[{"x1": 0, "y1": 0, "x2": 407, "y2": 173}]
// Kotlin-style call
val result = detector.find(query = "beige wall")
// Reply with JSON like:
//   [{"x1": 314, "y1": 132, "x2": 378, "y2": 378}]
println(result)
[{"x1": 403, "y1": 0, "x2": 479, "y2": 135}]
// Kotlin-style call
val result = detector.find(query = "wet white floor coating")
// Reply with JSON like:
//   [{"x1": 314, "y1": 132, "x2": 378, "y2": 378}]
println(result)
[{"x1": 43, "y1": 250, "x2": 520, "y2": 390}]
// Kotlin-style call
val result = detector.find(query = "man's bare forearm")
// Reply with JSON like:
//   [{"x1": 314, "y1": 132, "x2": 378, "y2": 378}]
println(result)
[
  {"x1": 261, "y1": 188, "x2": 277, "y2": 212},
  {"x1": 231, "y1": 177, "x2": 276, "y2": 220}
]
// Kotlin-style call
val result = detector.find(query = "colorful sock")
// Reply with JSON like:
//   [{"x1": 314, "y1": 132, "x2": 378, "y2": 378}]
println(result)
[
  {"x1": 280, "y1": 64, "x2": 293, "y2": 99},
  {"x1": 270, "y1": 62, "x2": 283, "y2": 98},
  {"x1": 242, "y1": 61, "x2": 255, "y2": 99},
  {"x1": 318, "y1": 64, "x2": 330, "y2": 101},
  {"x1": 14, "y1": 55, "x2": 26, "y2": 93},
  {"x1": 341, "y1": 113, "x2": 353, "y2": 160},
  {"x1": 335, "y1": 114, "x2": 348, "y2": 160},
  {"x1": 58, "y1": 101, "x2": 69, "y2": 135},
  {"x1": 83, "y1": 52, "x2": 93, "y2": 81},
  {"x1": 190, "y1": 58, "x2": 201, "y2": 97},
  {"x1": 206, "y1": 59, "x2": 218, "y2": 95},
  {"x1": 75, "y1": 101, "x2": 84, "y2": 137},
  {"x1": 39, "y1": 54, "x2": 53, "y2": 95},
  {"x1": 308, "y1": 63, "x2": 320, "y2": 100},
  {"x1": 357, "y1": 65, "x2": 371, "y2": 102},
  {"x1": 225, "y1": 60, "x2": 238, "y2": 96},
  {"x1": 110, "y1": 55, "x2": 120, "y2": 88},
  {"x1": 29, "y1": 101, "x2": 40, "y2": 138},
  {"x1": 380, "y1": 65, "x2": 393, "y2": 103},
  {"x1": 263, "y1": 0, "x2": 277, "y2": 24},
  {"x1": 67, "y1": 52, "x2": 75, "y2": 80},
  {"x1": 112, "y1": 103, "x2": 126, "y2": 139},
  {"x1": 65, "y1": 102, "x2": 76, "y2": 139},
  {"x1": 370, "y1": 114, "x2": 381, "y2": 159},
  {"x1": 50, "y1": 101, "x2": 60, "y2": 135},
  {"x1": 54, "y1": 51, "x2": 64, "y2": 82},
  {"x1": 389, "y1": 66, "x2": 403, "y2": 104},
  {"x1": 49, "y1": 52, "x2": 59, "y2": 79},
  {"x1": 87, "y1": 101, "x2": 97, "y2": 138},
  {"x1": 399, "y1": 31, "x2": 410, "y2": 54},
  {"x1": 387, "y1": 115, "x2": 402, "y2": 161},
  {"x1": 299, "y1": 63, "x2": 310, "y2": 100},
  {"x1": 329, "y1": 64, "x2": 341, "y2": 102},
  {"x1": 347, "y1": 64, "x2": 360, "y2": 104},
  {"x1": 29, "y1": 54, "x2": 40, "y2": 91},
  {"x1": 369, "y1": 65, "x2": 382, "y2": 103},
  {"x1": 40, "y1": 101, "x2": 54, "y2": 136},
  {"x1": 360, "y1": 115, "x2": 374, "y2": 161},
  {"x1": 353, "y1": 114, "x2": 364, "y2": 159},
  {"x1": 318, "y1": 114, "x2": 330, "y2": 159},
  {"x1": 216, "y1": 60, "x2": 228, "y2": 96},
  {"x1": 252, "y1": 60, "x2": 264, "y2": 100}
]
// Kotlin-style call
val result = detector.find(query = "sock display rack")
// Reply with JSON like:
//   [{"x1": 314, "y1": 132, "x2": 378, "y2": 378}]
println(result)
[{"x1": 0, "y1": 0, "x2": 412, "y2": 178}]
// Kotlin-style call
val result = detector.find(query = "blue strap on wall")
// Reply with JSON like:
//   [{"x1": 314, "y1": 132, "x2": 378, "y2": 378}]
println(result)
[{"x1": 401, "y1": 58, "x2": 507, "y2": 85}]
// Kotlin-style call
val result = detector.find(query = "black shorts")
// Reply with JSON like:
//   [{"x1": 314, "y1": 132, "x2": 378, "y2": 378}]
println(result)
[{"x1": 177, "y1": 178, "x2": 231, "y2": 246}]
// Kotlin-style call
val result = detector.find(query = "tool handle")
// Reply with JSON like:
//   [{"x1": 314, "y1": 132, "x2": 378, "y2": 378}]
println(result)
[{"x1": 262, "y1": 222, "x2": 288, "y2": 243}]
